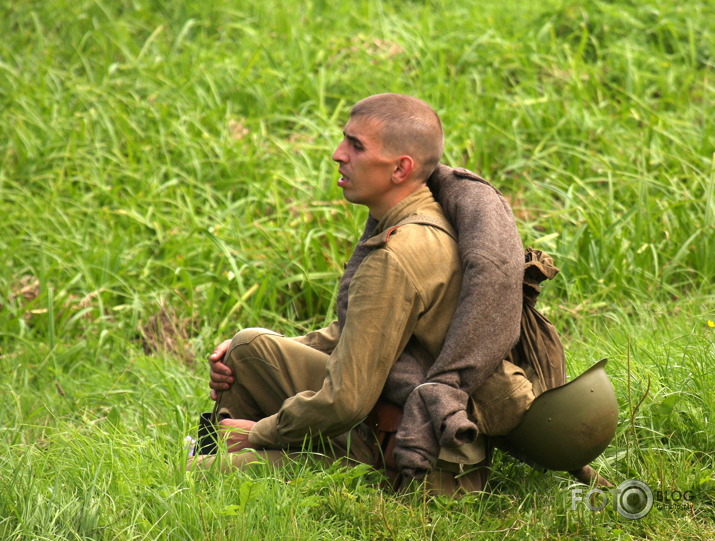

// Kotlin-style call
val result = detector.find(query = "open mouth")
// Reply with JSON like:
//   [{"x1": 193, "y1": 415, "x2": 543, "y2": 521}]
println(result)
[{"x1": 337, "y1": 170, "x2": 350, "y2": 187}]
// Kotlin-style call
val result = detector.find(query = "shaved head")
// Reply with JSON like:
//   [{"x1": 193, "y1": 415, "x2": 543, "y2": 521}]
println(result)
[{"x1": 349, "y1": 93, "x2": 443, "y2": 181}]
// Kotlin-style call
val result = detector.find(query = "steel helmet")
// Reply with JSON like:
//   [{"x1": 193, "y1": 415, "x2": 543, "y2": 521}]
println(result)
[{"x1": 502, "y1": 359, "x2": 618, "y2": 471}]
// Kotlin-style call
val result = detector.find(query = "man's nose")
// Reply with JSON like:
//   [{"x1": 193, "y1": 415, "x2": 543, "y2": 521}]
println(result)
[{"x1": 332, "y1": 140, "x2": 347, "y2": 163}]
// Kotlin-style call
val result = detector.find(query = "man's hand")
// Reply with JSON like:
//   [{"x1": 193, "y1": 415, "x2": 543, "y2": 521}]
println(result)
[
  {"x1": 219, "y1": 418, "x2": 256, "y2": 452},
  {"x1": 209, "y1": 339, "x2": 234, "y2": 401}
]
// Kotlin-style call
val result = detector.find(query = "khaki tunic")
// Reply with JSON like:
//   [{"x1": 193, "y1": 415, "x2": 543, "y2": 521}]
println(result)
[
  {"x1": 246, "y1": 186, "x2": 463, "y2": 447},
  {"x1": 203, "y1": 186, "x2": 493, "y2": 494}
]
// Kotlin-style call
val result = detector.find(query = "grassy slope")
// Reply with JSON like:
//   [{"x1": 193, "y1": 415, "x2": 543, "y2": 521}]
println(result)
[{"x1": 0, "y1": 0, "x2": 713, "y2": 538}]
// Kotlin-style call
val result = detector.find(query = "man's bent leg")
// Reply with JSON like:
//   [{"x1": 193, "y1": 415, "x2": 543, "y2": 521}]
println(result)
[
  {"x1": 215, "y1": 328, "x2": 329, "y2": 421},
  {"x1": 208, "y1": 327, "x2": 375, "y2": 466}
]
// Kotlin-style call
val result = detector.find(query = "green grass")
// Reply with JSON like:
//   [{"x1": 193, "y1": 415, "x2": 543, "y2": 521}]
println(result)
[{"x1": 1, "y1": 0, "x2": 714, "y2": 538}]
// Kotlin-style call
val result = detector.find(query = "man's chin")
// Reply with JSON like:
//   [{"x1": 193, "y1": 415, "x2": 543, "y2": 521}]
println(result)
[{"x1": 341, "y1": 190, "x2": 360, "y2": 205}]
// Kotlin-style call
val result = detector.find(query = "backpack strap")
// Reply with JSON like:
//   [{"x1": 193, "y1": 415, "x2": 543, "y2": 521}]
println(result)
[{"x1": 363, "y1": 214, "x2": 456, "y2": 249}]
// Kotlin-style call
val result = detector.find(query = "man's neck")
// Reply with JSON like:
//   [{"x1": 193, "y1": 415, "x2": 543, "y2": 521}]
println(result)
[{"x1": 369, "y1": 180, "x2": 427, "y2": 220}]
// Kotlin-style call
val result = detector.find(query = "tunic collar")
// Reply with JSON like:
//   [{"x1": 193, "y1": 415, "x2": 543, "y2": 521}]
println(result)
[{"x1": 371, "y1": 186, "x2": 435, "y2": 237}]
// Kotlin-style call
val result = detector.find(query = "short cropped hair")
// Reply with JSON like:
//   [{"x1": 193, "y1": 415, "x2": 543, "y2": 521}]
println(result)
[{"x1": 349, "y1": 93, "x2": 443, "y2": 181}]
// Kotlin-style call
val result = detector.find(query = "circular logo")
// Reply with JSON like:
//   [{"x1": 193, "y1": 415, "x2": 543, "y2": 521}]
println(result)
[{"x1": 615, "y1": 480, "x2": 654, "y2": 520}]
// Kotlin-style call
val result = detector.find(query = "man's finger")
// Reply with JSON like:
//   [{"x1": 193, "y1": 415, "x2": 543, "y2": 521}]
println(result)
[
  {"x1": 210, "y1": 360, "x2": 233, "y2": 376},
  {"x1": 209, "y1": 370, "x2": 233, "y2": 384},
  {"x1": 208, "y1": 339, "x2": 232, "y2": 361},
  {"x1": 209, "y1": 380, "x2": 231, "y2": 391}
]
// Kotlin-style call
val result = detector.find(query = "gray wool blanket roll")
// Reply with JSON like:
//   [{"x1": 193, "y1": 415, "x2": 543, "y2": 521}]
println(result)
[{"x1": 336, "y1": 164, "x2": 524, "y2": 480}]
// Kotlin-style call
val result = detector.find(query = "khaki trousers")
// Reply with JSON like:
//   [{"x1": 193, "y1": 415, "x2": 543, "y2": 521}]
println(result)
[{"x1": 194, "y1": 328, "x2": 491, "y2": 497}]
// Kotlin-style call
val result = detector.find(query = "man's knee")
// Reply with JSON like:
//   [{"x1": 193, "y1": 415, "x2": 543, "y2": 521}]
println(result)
[
  {"x1": 227, "y1": 328, "x2": 284, "y2": 364},
  {"x1": 231, "y1": 327, "x2": 282, "y2": 346}
]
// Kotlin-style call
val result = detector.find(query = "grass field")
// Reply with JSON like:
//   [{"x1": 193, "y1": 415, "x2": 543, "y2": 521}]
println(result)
[{"x1": 1, "y1": 0, "x2": 714, "y2": 539}]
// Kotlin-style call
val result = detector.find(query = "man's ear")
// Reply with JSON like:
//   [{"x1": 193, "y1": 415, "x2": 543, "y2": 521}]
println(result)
[{"x1": 391, "y1": 155, "x2": 416, "y2": 185}]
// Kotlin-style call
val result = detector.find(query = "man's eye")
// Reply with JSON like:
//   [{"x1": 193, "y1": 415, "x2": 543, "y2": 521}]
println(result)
[{"x1": 344, "y1": 135, "x2": 363, "y2": 151}]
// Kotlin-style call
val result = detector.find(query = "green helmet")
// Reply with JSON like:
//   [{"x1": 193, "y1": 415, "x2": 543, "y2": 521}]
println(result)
[{"x1": 502, "y1": 359, "x2": 618, "y2": 471}]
